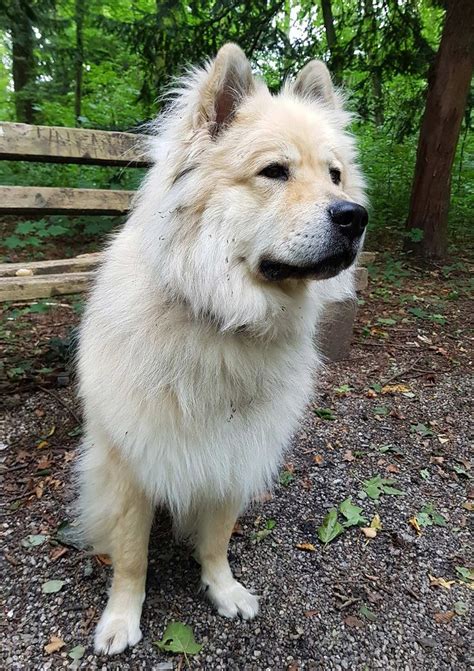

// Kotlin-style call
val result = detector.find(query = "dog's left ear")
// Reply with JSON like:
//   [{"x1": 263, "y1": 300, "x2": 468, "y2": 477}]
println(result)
[
  {"x1": 292, "y1": 60, "x2": 339, "y2": 109},
  {"x1": 197, "y1": 43, "x2": 255, "y2": 136}
]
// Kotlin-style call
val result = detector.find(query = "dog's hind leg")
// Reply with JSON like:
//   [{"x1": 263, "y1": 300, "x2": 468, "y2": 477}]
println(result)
[
  {"x1": 78, "y1": 443, "x2": 153, "y2": 655},
  {"x1": 194, "y1": 499, "x2": 259, "y2": 620}
]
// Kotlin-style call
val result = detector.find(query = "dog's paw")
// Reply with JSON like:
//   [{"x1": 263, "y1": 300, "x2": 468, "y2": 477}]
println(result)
[
  {"x1": 94, "y1": 611, "x2": 142, "y2": 655},
  {"x1": 205, "y1": 579, "x2": 259, "y2": 620}
]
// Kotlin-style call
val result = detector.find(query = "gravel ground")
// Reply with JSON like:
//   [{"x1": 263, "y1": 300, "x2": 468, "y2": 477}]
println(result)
[{"x1": 1, "y1": 260, "x2": 473, "y2": 670}]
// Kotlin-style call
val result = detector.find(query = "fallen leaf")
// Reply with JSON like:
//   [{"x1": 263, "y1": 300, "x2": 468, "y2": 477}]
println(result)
[
  {"x1": 339, "y1": 497, "x2": 368, "y2": 528},
  {"x1": 95, "y1": 554, "x2": 112, "y2": 566},
  {"x1": 22, "y1": 534, "x2": 47, "y2": 548},
  {"x1": 409, "y1": 517, "x2": 422, "y2": 534},
  {"x1": 343, "y1": 450, "x2": 355, "y2": 462},
  {"x1": 42, "y1": 580, "x2": 65, "y2": 594},
  {"x1": 361, "y1": 527, "x2": 377, "y2": 539},
  {"x1": 317, "y1": 509, "x2": 344, "y2": 545},
  {"x1": 313, "y1": 454, "x2": 324, "y2": 466},
  {"x1": 344, "y1": 615, "x2": 365, "y2": 628},
  {"x1": 362, "y1": 475, "x2": 404, "y2": 500},
  {"x1": 453, "y1": 600, "x2": 468, "y2": 616},
  {"x1": 36, "y1": 440, "x2": 49, "y2": 450},
  {"x1": 68, "y1": 645, "x2": 85, "y2": 661},
  {"x1": 370, "y1": 514, "x2": 382, "y2": 531},
  {"x1": 50, "y1": 546, "x2": 68, "y2": 561},
  {"x1": 429, "y1": 575, "x2": 456, "y2": 589},
  {"x1": 44, "y1": 636, "x2": 65, "y2": 654},
  {"x1": 154, "y1": 621, "x2": 203, "y2": 655},
  {"x1": 232, "y1": 522, "x2": 244, "y2": 536},
  {"x1": 35, "y1": 482, "x2": 45, "y2": 499},
  {"x1": 381, "y1": 384, "x2": 411, "y2": 394},
  {"x1": 386, "y1": 464, "x2": 400, "y2": 474},
  {"x1": 462, "y1": 501, "x2": 474, "y2": 511},
  {"x1": 304, "y1": 610, "x2": 318, "y2": 617},
  {"x1": 434, "y1": 610, "x2": 455, "y2": 624},
  {"x1": 366, "y1": 389, "x2": 377, "y2": 398},
  {"x1": 295, "y1": 542, "x2": 317, "y2": 552},
  {"x1": 430, "y1": 456, "x2": 444, "y2": 464},
  {"x1": 359, "y1": 604, "x2": 377, "y2": 621}
]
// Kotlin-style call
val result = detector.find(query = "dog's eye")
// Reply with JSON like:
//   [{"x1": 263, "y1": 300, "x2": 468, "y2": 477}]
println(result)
[
  {"x1": 330, "y1": 168, "x2": 341, "y2": 185},
  {"x1": 258, "y1": 163, "x2": 289, "y2": 181}
]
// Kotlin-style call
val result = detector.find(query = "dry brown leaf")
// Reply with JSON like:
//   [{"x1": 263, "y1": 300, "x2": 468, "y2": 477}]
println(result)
[
  {"x1": 232, "y1": 521, "x2": 244, "y2": 536},
  {"x1": 35, "y1": 482, "x2": 44, "y2": 499},
  {"x1": 381, "y1": 384, "x2": 411, "y2": 394},
  {"x1": 344, "y1": 615, "x2": 365, "y2": 628},
  {"x1": 370, "y1": 514, "x2": 383, "y2": 531},
  {"x1": 36, "y1": 440, "x2": 49, "y2": 450},
  {"x1": 313, "y1": 454, "x2": 324, "y2": 466},
  {"x1": 295, "y1": 542, "x2": 317, "y2": 553},
  {"x1": 95, "y1": 554, "x2": 112, "y2": 566},
  {"x1": 44, "y1": 636, "x2": 65, "y2": 654},
  {"x1": 304, "y1": 610, "x2": 318, "y2": 617},
  {"x1": 430, "y1": 456, "x2": 445, "y2": 464},
  {"x1": 36, "y1": 456, "x2": 51, "y2": 470},
  {"x1": 50, "y1": 546, "x2": 68, "y2": 561},
  {"x1": 434, "y1": 610, "x2": 455, "y2": 624},
  {"x1": 462, "y1": 501, "x2": 474, "y2": 512},
  {"x1": 343, "y1": 450, "x2": 355, "y2": 462},
  {"x1": 386, "y1": 464, "x2": 400, "y2": 474},
  {"x1": 361, "y1": 527, "x2": 377, "y2": 539},
  {"x1": 429, "y1": 575, "x2": 456, "y2": 590},
  {"x1": 409, "y1": 516, "x2": 422, "y2": 535},
  {"x1": 366, "y1": 389, "x2": 378, "y2": 398}
]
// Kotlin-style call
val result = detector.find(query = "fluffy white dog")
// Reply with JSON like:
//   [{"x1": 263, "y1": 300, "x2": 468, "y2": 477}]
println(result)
[{"x1": 76, "y1": 43, "x2": 367, "y2": 655}]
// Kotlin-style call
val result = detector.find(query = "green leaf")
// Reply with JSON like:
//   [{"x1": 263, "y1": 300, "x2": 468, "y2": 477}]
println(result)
[
  {"x1": 314, "y1": 407, "x2": 336, "y2": 421},
  {"x1": 317, "y1": 509, "x2": 344, "y2": 545},
  {"x1": 68, "y1": 645, "x2": 85, "y2": 661},
  {"x1": 455, "y1": 566, "x2": 474, "y2": 583},
  {"x1": 374, "y1": 405, "x2": 389, "y2": 416},
  {"x1": 279, "y1": 470, "x2": 295, "y2": 486},
  {"x1": 377, "y1": 317, "x2": 397, "y2": 326},
  {"x1": 420, "y1": 469, "x2": 430, "y2": 480},
  {"x1": 335, "y1": 384, "x2": 352, "y2": 394},
  {"x1": 154, "y1": 621, "x2": 203, "y2": 655},
  {"x1": 22, "y1": 534, "x2": 47, "y2": 548},
  {"x1": 411, "y1": 423, "x2": 435, "y2": 437},
  {"x1": 362, "y1": 475, "x2": 404, "y2": 500},
  {"x1": 359, "y1": 604, "x2": 377, "y2": 621},
  {"x1": 453, "y1": 601, "x2": 468, "y2": 616},
  {"x1": 339, "y1": 497, "x2": 368, "y2": 527},
  {"x1": 42, "y1": 579, "x2": 65, "y2": 594}
]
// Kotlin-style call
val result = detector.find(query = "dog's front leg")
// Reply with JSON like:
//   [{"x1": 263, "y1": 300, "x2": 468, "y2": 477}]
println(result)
[{"x1": 194, "y1": 499, "x2": 259, "y2": 620}]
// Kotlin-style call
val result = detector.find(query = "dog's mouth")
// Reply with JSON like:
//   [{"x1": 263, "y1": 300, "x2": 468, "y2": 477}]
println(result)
[{"x1": 259, "y1": 250, "x2": 356, "y2": 282}]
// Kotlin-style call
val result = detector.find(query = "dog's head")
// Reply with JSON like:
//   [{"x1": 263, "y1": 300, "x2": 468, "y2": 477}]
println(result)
[{"x1": 143, "y1": 44, "x2": 367, "y2": 334}]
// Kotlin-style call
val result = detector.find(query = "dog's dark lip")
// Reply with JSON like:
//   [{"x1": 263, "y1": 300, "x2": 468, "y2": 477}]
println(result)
[{"x1": 259, "y1": 250, "x2": 356, "y2": 282}]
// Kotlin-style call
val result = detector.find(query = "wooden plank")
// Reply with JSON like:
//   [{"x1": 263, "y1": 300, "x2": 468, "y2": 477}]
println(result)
[
  {"x1": 0, "y1": 265, "x2": 369, "y2": 303},
  {"x1": 0, "y1": 122, "x2": 151, "y2": 167},
  {"x1": 0, "y1": 272, "x2": 94, "y2": 302},
  {"x1": 0, "y1": 186, "x2": 134, "y2": 215},
  {"x1": 0, "y1": 253, "x2": 101, "y2": 277}
]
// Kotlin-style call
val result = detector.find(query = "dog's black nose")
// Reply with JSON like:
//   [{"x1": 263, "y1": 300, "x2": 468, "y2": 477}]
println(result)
[{"x1": 328, "y1": 200, "x2": 368, "y2": 239}]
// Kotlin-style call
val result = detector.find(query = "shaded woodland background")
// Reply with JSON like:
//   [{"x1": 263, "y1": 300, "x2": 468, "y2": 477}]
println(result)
[{"x1": 0, "y1": 0, "x2": 472, "y2": 261}]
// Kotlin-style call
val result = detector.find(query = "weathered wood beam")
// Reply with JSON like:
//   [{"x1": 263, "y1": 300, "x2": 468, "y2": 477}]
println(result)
[
  {"x1": 0, "y1": 253, "x2": 102, "y2": 277},
  {"x1": 0, "y1": 272, "x2": 94, "y2": 302},
  {"x1": 0, "y1": 186, "x2": 134, "y2": 215},
  {"x1": 0, "y1": 122, "x2": 151, "y2": 167},
  {"x1": 0, "y1": 266, "x2": 369, "y2": 303}
]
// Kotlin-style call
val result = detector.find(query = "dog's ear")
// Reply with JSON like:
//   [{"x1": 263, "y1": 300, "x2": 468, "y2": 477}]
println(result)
[
  {"x1": 292, "y1": 60, "x2": 338, "y2": 108},
  {"x1": 196, "y1": 43, "x2": 255, "y2": 135}
]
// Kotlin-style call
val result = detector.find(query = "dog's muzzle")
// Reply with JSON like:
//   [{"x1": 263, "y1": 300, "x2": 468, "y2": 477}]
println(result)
[{"x1": 259, "y1": 200, "x2": 368, "y2": 282}]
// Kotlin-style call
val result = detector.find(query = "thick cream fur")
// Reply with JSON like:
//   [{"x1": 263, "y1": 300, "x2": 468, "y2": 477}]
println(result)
[{"x1": 76, "y1": 44, "x2": 366, "y2": 654}]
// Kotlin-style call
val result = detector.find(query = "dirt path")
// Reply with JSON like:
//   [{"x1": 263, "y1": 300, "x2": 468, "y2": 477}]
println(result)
[{"x1": 1, "y1": 258, "x2": 472, "y2": 670}]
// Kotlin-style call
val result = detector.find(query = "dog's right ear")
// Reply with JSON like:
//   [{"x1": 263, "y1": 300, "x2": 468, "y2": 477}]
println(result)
[
  {"x1": 292, "y1": 60, "x2": 339, "y2": 109},
  {"x1": 195, "y1": 43, "x2": 255, "y2": 136}
]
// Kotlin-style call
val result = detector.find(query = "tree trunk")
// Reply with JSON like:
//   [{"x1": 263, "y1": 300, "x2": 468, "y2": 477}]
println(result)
[
  {"x1": 74, "y1": 0, "x2": 85, "y2": 125},
  {"x1": 404, "y1": 0, "x2": 474, "y2": 260},
  {"x1": 320, "y1": 0, "x2": 340, "y2": 78},
  {"x1": 10, "y1": 0, "x2": 36, "y2": 124}
]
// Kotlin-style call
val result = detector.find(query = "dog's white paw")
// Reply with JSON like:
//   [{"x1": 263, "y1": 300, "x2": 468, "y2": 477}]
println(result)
[
  {"x1": 94, "y1": 611, "x2": 142, "y2": 655},
  {"x1": 205, "y1": 579, "x2": 259, "y2": 620}
]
